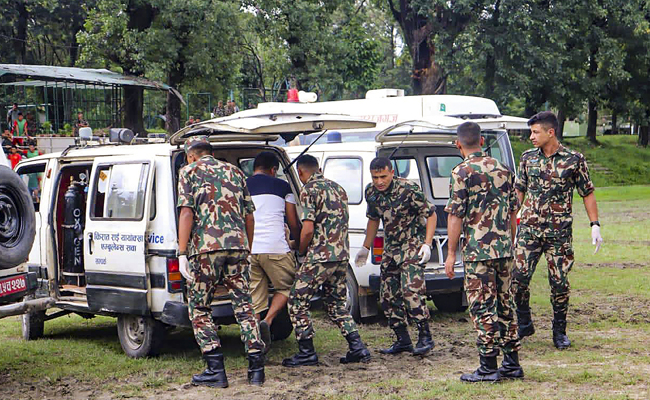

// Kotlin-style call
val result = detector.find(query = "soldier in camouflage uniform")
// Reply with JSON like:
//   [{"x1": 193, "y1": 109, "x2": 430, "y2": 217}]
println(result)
[
  {"x1": 444, "y1": 121, "x2": 523, "y2": 382},
  {"x1": 177, "y1": 137, "x2": 265, "y2": 388},
  {"x1": 355, "y1": 157, "x2": 437, "y2": 356},
  {"x1": 512, "y1": 111, "x2": 603, "y2": 350},
  {"x1": 282, "y1": 154, "x2": 371, "y2": 367}
]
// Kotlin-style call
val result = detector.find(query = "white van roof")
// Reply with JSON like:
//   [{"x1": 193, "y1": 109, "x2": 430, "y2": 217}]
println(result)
[{"x1": 256, "y1": 93, "x2": 504, "y2": 129}]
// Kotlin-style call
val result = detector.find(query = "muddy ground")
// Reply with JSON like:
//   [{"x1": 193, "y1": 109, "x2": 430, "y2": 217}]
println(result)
[{"x1": 3, "y1": 286, "x2": 650, "y2": 400}]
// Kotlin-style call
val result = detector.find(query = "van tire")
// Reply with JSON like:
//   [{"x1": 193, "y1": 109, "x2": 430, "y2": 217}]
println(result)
[
  {"x1": 0, "y1": 166, "x2": 36, "y2": 269},
  {"x1": 269, "y1": 306, "x2": 293, "y2": 341},
  {"x1": 22, "y1": 310, "x2": 45, "y2": 340},
  {"x1": 346, "y1": 267, "x2": 361, "y2": 323},
  {"x1": 432, "y1": 292, "x2": 468, "y2": 313},
  {"x1": 117, "y1": 314, "x2": 166, "y2": 358}
]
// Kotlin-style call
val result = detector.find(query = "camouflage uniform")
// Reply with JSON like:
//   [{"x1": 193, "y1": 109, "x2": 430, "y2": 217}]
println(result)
[
  {"x1": 512, "y1": 145, "x2": 594, "y2": 316},
  {"x1": 177, "y1": 151, "x2": 263, "y2": 354},
  {"x1": 365, "y1": 178, "x2": 434, "y2": 330},
  {"x1": 289, "y1": 172, "x2": 358, "y2": 340},
  {"x1": 445, "y1": 151, "x2": 521, "y2": 356}
]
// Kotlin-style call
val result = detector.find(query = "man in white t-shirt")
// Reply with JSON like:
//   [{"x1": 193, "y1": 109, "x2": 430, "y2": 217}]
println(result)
[{"x1": 246, "y1": 151, "x2": 301, "y2": 353}]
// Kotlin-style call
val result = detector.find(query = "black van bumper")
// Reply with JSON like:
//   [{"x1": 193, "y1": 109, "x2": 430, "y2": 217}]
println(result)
[
  {"x1": 159, "y1": 301, "x2": 235, "y2": 328},
  {"x1": 368, "y1": 270, "x2": 464, "y2": 294}
]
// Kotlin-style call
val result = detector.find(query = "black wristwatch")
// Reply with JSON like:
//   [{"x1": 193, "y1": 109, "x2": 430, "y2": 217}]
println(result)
[{"x1": 590, "y1": 221, "x2": 600, "y2": 227}]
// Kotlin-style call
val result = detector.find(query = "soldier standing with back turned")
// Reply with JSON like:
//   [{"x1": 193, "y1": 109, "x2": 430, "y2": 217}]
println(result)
[
  {"x1": 177, "y1": 137, "x2": 265, "y2": 388},
  {"x1": 512, "y1": 111, "x2": 603, "y2": 350},
  {"x1": 445, "y1": 122, "x2": 523, "y2": 382},
  {"x1": 355, "y1": 157, "x2": 437, "y2": 356},
  {"x1": 282, "y1": 155, "x2": 371, "y2": 367}
]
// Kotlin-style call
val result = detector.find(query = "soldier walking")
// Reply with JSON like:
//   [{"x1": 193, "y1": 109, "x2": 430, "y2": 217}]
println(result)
[
  {"x1": 177, "y1": 137, "x2": 265, "y2": 388},
  {"x1": 513, "y1": 111, "x2": 603, "y2": 349},
  {"x1": 282, "y1": 155, "x2": 371, "y2": 367},
  {"x1": 444, "y1": 122, "x2": 523, "y2": 382},
  {"x1": 355, "y1": 157, "x2": 437, "y2": 356}
]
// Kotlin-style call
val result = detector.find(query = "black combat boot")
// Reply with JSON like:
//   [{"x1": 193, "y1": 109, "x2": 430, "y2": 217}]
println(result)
[
  {"x1": 516, "y1": 304, "x2": 535, "y2": 339},
  {"x1": 498, "y1": 351, "x2": 524, "y2": 379},
  {"x1": 192, "y1": 349, "x2": 228, "y2": 388},
  {"x1": 379, "y1": 325, "x2": 414, "y2": 355},
  {"x1": 340, "y1": 331, "x2": 372, "y2": 364},
  {"x1": 282, "y1": 338, "x2": 319, "y2": 367},
  {"x1": 247, "y1": 351, "x2": 265, "y2": 386},
  {"x1": 460, "y1": 354, "x2": 501, "y2": 383},
  {"x1": 412, "y1": 320, "x2": 434, "y2": 356},
  {"x1": 552, "y1": 312, "x2": 571, "y2": 350}
]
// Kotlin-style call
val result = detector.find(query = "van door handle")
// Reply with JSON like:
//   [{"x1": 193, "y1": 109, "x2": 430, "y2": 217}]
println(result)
[{"x1": 87, "y1": 232, "x2": 94, "y2": 255}]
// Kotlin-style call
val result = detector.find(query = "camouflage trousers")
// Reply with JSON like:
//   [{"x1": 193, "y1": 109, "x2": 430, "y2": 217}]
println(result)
[
  {"x1": 465, "y1": 258, "x2": 521, "y2": 356},
  {"x1": 380, "y1": 258, "x2": 430, "y2": 330},
  {"x1": 512, "y1": 227, "x2": 575, "y2": 316},
  {"x1": 187, "y1": 250, "x2": 263, "y2": 354},
  {"x1": 288, "y1": 260, "x2": 358, "y2": 341}
]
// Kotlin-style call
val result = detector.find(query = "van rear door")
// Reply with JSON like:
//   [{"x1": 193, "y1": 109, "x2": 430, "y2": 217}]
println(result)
[{"x1": 83, "y1": 155, "x2": 155, "y2": 315}]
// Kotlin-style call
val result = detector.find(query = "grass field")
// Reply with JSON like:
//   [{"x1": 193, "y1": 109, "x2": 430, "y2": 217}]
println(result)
[{"x1": 0, "y1": 186, "x2": 649, "y2": 399}]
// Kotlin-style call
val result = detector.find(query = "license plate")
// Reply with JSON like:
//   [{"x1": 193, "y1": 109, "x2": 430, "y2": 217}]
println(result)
[{"x1": 0, "y1": 275, "x2": 27, "y2": 297}]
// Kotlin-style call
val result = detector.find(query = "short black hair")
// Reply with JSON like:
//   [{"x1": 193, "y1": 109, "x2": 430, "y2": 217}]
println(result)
[
  {"x1": 188, "y1": 142, "x2": 212, "y2": 155},
  {"x1": 457, "y1": 121, "x2": 481, "y2": 147},
  {"x1": 17, "y1": 112, "x2": 23, "y2": 116},
  {"x1": 253, "y1": 151, "x2": 279, "y2": 171},
  {"x1": 528, "y1": 111, "x2": 558, "y2": 133},
  {"x1": 369, "y1": 157, "x2": 392, "y2": 171},
  {"x1": 296, "y1": 154, "x2": 319, "y2": 171}
]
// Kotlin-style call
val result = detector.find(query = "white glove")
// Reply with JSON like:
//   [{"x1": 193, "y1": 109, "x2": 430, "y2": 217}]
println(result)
[
  {"x1": 179, "y1": 255, "x2": 193, "y2": 282},
  {"x1": 591, "y1": 225, "x2": 603, "y2": 254},
  {"x1": 418, "y1": 244, "x2": 431, "y2": 264},
  {"x1": 355, "y1": 246, "x2": 370, "y2": 268}
]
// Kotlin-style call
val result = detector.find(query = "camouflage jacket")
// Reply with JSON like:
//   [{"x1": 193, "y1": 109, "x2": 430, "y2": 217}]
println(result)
[
  {"x1": 365, "y1": 178, "x2": 435, "y2": 261},
  {"x1": 515, "y1": 145, "x2": 594, "y2": 237},
  {"x1": 300, "y1": 172, "x2": 350, "y2": 263},
  {"x1": 177, "y1": 155, "x2": 255, "y2": 256},
  {"x1": 445, "y1": 151, "x2": 518, "y2": 262}
]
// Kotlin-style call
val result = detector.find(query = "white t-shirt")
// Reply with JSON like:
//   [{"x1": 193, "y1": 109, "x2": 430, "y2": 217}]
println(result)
[{"x1": 246, "y1": 173, "x2": 296, "y2": 254}]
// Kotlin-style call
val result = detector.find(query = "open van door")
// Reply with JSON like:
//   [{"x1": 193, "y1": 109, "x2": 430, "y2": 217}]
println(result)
[{"x1": 83, "y1": 155, "x2": 155, "y2": 315}]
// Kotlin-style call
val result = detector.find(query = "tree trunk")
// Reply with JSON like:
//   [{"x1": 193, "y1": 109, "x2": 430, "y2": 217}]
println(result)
[
  {"x1": 557, "y1": 108, "x2": 565, "y2": 141},
  {"x1": 484, "y1": 0, "x2": 500, "y2": 99},
  {"x1": 165, "y1": 67, "x2": 184, "y2": 134},
  {"x1": 14, "y1": 1, "x2": 28, "y2": 63},
  {"x1": 388, "y1": 0, "x2": 445, "y2": 95},
  {"x1": 586, "y1": 99, "x2": 598, "y2": 143},
  {"x1": 611, "y1": 111, "x2": 618, "y2": 135},
  {"x1": 639, "y1": 125, "x2": 649, "y2": 147},
  {"x1": 123, "y1": 85, "x2": 146, "y2": 136}
]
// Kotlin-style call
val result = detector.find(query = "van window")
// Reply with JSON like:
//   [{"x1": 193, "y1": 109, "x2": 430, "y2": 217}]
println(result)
[
  {"x1": 91, "y1": 163, "x2": 150, "y2": 220},
  {"x1": 391, "y1": 158, "x2": 421, "y2": 189},
  {"x1": 426, "y1": 156, "x2": 463, "y2": 198},
  {"x1": 239, "y1": 158, "x2": 289, "y2": 182},
  {"x1": 16, "y1": 163, "x2": 46, "y2": 211},
  {"x1": 323, "y1": 157, "x2": 363, "y2": 204}
]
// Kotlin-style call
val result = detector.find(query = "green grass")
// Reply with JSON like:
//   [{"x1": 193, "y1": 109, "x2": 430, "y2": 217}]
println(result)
[
  {"x1": 510, "y1": 135, "x2": 650, "y2": 187},
  {"x1": 0, "y1": 185, "x2": 649, "y2": 399}
]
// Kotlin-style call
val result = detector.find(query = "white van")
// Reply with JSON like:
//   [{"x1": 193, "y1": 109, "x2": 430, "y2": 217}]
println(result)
[
  {"x1": 6, "y1": 111, "x2": 374, "y2": 357},
  {"x1": 282, "y1": 93, "x2": 527, "y2": 319}
]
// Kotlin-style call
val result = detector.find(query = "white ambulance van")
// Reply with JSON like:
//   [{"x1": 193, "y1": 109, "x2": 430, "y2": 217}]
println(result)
[{"x1": 5, "y1": 111, "x2": 374, "y2": 358}]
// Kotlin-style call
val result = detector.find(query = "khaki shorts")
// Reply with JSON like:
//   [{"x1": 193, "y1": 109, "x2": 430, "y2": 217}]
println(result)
[{"x1": 250, "y1": 252, "x2": 297, "y2": 314}]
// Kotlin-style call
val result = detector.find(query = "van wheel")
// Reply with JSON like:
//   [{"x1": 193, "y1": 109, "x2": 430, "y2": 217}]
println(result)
[
  {"x1": 346, "y1": 267, "x2": 361, "y2": 323},
  {"x1": 0, "y1": 166, "x2": 36, "y2": 269},
  {"x1": 22, "y1": 310, "x2": 45, "y2": 340},
  {"x1": 270, "y1": 307, "x2": 293, "y2": 341},
  {"x1": 432, "y1": 292, "x2": 468, "y2": 313},
  {"x1": 117, "y1": 314, "x2": 166, "y2": 358}
]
